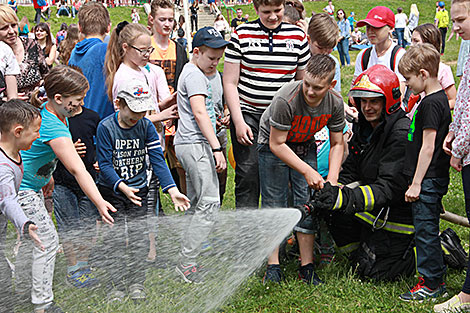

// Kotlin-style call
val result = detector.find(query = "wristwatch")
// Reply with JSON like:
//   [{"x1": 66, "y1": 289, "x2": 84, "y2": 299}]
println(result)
[{"x1": 212, "y1": 147, "x2": 223, "y2": 152}]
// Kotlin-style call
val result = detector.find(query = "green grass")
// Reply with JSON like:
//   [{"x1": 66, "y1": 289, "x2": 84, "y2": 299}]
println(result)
[{"x1": 10, "y1": 1, "x2": 470, "y2": 312}]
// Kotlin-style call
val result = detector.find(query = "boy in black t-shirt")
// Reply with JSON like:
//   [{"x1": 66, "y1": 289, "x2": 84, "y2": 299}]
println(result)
[{"x1": 398, "y1": 43, "x2": 451, "y2": 302}]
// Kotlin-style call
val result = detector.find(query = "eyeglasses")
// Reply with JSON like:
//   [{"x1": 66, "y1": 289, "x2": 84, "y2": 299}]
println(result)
[{"x1": 129, "y1": 45, "x2": 155, "y2": 56}]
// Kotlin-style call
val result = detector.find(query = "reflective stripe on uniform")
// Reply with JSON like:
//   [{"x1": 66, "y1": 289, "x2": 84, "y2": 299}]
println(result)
[
  {"x1": 359, "y1": 185, "x2": 375, "y2": 211},
  {"x1": 355, "y1": 212, "x2": 415, "y2": 235},
  {"x1": 333, "y1": 189, "x2": 343, "y2": 210},
  {"x1": 336, "y1": 241, "x2": 359, "y2": 254}
]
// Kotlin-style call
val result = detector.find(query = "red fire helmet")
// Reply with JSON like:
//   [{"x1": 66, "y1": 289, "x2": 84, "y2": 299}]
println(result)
[{"x1": 349, "y1": 65, "x2": 402, "y2": 115}]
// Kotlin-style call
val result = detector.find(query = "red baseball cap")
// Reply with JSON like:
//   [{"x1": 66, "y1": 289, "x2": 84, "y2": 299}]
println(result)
[{"x1": 357, "y1": 6, "x2": 395, "y2": 28}]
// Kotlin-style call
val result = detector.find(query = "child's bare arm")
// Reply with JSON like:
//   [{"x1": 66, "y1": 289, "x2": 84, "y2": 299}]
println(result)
[
  {"x1": 223, "y1": 61, "x2": 253, "y2": 146},
  {"x1": 326, "y1": 130, "x2": 345, "y2": 185},
  {"x1": 4, "y1": 75, "x2": 17, "y2": 100},
  {"x1": 269, "y1": 126, "x2": 324, "y2": 190},
  {"x1": 190, "y1": 94, "x2": 226, "y2": 173},
  {"x1": 405, "y1": 128, "x2": 437, "y2": 202},
  {"x1": 49, "y1": 137, "x2": 117, "y2": 224}
]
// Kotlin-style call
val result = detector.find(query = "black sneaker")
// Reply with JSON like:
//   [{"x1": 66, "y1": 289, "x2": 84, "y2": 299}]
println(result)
[
  {"x1": 262, "y1": 264, "x2": 284, "y2": 284},
  {"x1": 175, "y1": 263, "x2": 204, "y2": 284},
  {"x1": 298, "y1": 263, "x2": 323, "y2": 285},
  {"x1": 440, "y1": 227, "x2": 467, "y2": 270}
]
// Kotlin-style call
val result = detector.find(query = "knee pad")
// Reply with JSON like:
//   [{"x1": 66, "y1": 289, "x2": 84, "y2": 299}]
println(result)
[{"x1": 440, "y1": 227, "x2": 468, "y2": 270}]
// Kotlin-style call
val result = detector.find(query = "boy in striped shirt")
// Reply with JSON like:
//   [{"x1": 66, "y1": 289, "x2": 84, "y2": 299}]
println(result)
[{"x1": 223, "y1": 0, "x2": 310, "y2": 209}]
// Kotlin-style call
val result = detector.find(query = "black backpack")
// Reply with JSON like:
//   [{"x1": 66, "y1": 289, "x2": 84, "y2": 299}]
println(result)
[{"x1": 360, "y1": 45, "x2": 404, "y2": 72}]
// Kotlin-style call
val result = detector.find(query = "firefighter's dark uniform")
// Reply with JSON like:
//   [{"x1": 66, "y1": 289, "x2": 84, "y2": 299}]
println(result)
[{"x1": 328, "y1": 108, "x2": 416, "y2": 281}]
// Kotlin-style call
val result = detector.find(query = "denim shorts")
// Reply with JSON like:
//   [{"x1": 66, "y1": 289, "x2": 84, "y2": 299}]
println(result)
[
  {"x1": 53, "y1": 184, "x2": 99, "y2": 236},
  {"x1": 258, "y1": 143, "x2": 319, "y2": 234}
]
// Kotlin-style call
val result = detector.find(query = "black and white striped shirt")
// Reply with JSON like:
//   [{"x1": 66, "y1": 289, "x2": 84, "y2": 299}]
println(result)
[{"x1": 225, "y1": 19, "x2": 310, "y2": 115}]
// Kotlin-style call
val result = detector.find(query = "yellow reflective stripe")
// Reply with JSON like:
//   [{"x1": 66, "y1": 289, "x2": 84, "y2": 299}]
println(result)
[
  {"x1": 414, "y1": 246, "x2": 419, "y2": 276},
  {"x1": 333, "y1": 189, "x2": 343, "y2": 209},
  {"x1": 359, "y1": 185, "x2": 374, "y2": 211},
  {"x1": 336, "y1": 241, "x2": 359, "y2": 254},
  {"x1": 354, "y1": 212, "x2": 415, "y2": 235},
  {"x1": 441, "y1": 244, "x2": 449, "y2": 255}
]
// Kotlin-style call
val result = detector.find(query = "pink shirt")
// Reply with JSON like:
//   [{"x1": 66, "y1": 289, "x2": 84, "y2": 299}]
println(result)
[{"x1": 113, "y1": 63, "x2": 170, "y2": 149}]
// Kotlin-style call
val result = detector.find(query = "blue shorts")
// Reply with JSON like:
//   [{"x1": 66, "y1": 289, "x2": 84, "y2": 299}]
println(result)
[{"x1": 53, "y1": 184, "x2": 99, "y2": 238}]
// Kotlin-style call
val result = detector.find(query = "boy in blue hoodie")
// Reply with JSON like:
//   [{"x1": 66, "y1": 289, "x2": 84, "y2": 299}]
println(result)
[{"x1": 69, "y1": 2, "x2": 113, "y2": 119}]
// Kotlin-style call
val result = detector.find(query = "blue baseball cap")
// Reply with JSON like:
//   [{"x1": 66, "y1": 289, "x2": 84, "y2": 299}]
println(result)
[
  {"x1": 438, "y1": 1, "x2": 445, "y2": 7},
  {"x1": 192, "y1": 26, "x2": 230, "y2": 51}
]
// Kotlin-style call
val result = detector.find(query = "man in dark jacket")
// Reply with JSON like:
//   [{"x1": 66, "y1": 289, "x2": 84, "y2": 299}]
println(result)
[{"x1": 314, "y1": 65, "x2": 415, "y2": 280}]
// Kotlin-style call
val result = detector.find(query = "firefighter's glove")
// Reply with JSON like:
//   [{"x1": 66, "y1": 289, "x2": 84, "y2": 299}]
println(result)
[{"x1": 314, "y1": 182, "x2": 357, "y2": 215}]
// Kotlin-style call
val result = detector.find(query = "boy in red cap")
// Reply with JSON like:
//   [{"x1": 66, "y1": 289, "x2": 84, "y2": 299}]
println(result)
[{"x1": 353, "y1": 6, "x2": 406, "y2": 95}]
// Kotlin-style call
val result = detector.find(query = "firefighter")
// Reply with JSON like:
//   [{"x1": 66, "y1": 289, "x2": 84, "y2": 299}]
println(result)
[{"x1": 314, "y1": 65, "x2": 416, "y2": 280}]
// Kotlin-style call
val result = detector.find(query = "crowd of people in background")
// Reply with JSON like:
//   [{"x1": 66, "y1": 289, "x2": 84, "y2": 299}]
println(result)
[{"x1": 2, "y1": 0, "x2": 470, "y2": 313}]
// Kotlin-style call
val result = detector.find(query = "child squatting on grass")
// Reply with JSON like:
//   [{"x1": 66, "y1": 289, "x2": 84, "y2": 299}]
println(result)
[
  {"x1": 96, "y1": 78, "x2": 189, "y2": 301},
  {"x1": 0, "y1": 100, "x2": 44, "y2": 313}
]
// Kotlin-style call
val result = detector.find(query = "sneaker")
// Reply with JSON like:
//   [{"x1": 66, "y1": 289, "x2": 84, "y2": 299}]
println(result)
[
  {"x1": 107, "y1": 289, "x2": 126, "y2": 303},
  {"x1": 434, "y1": 295, "x2": 470, "y2": 312},
  {"x1": 66, "y1": 268, "x2": 100, "y2": 288},
  {"x1": 298, "y1": 263, "x2": 323, "y2": 285},
  {"x1": 34, "y1": 302, "x2": 63, "y2": 313},
  {"x1": 399, "y1": 278, "x2": 448, "y2": 302},
  {"x1": 440, "y1": 228, "x2": 468, "y2": 270},
  {"x1": 262, "y1": 264, "x2": 284, "y2": 284},
  {"x1": 129, "y1": 283, "x2": 146, "y2": 301},
  {"x1": 44, "y1": 302, "x2": 63, "y2": 313},
  {"x1": 175, "y1": 263, "x2": 204, "y2": 284}
]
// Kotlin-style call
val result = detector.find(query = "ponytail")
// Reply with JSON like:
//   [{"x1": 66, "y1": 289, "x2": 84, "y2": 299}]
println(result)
[{"x1": 104, "y1": 22, "x2": 151, "y2": 101}]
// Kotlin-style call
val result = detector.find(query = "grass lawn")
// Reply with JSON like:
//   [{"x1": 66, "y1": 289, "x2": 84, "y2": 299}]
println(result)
[{"x1": 10, "y1": 1, "x2": 470, "y2": 312}]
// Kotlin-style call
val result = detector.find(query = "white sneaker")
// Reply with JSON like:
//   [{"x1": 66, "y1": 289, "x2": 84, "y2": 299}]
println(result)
[
  {"x1": 129, "y1": 283, "x2": 146, "y2": 301},
  {"x1": 434, "y1": 295, "x2": 470, "y2": 312},
  {"x1": 107, "y1": 289, "x2": 126, "y2": 303}
]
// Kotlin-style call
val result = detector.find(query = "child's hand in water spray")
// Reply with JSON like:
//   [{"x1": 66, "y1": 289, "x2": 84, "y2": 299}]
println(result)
[
  {"x1": 118, "y1": 182, "x2": 142, "y2": 206},
  {"x1": 97, "y1": 200, "x2": 117, "y2": 225},
  {"x1": 168, "y1": 187, "x2": 190, "y2": 211}
]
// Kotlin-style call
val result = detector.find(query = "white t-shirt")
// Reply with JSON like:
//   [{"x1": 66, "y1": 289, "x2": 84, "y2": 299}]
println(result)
[
  {"x1": 395, "y1": 13, "x2": 407, "y2": 28},
  {"x1": 0, "y1": 41, "x2": 20, "y2": 77},
  {"x1": 354, "y1": 40, "x2": 406, "y2": 82}
]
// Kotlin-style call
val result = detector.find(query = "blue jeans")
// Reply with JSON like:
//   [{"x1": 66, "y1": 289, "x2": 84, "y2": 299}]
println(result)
[
  {"x1": 230, "y1": 112, "x2": 261, "y2": 209},
  {"x1": 57, "y1": 7, "x2": 70, "y2": 16},
  {"x1": 258, "y1": 143, "x2": 319, "y2": 234},
  {"x1": 34, "y1": 8, "x2": 41, "y2": 24},
  {"x1": 412, "y1": 177, "x2": 449, "y2": 289},
  {"x1": 396, "y1": 28, "x2": 405, "y2": 48},
  {"x1": 53, "y1": 184, "x2": 99, "y2": 238},
  {"x1": 337, "y1": 38, "x2": 350, "y2": 66}
]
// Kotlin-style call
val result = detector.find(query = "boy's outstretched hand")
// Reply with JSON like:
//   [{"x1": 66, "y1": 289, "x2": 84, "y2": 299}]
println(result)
[
  {"x1": 97, "y1": 200, "x2": 117, "y2": 225},
  {"x1": 168, "y1": 187, "x2": 190, "y2": 211},
  {"x1": 28, "y1": 224, "x2": 45, "y2": 251},
  {"x1": 118, "y1": 182, "x2": 142, "y2": 206}
]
